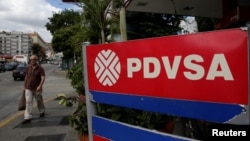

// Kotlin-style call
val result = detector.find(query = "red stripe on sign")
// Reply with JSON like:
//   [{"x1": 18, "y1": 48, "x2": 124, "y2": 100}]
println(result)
[
  {"x1": 93, "y1": 134, "x2": 110, "y2": 141},
  {"x1": 87, "y1": 28, "x2": 248, "y2": 105}
]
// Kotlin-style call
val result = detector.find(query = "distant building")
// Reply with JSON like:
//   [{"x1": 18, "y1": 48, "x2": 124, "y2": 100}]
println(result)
[
  {"x1": 0, "y1": 31, "x2": 52, "y2": 62},
  {"x1": 46, "y1": 43, "x2": 56, "y2": 61},
  {"x1": 27, "y1": 32, "x2": 47, "y2": 52},
  {"x1": 44, "y1": 43, "x2": 63, "y2": 63},
  {"x1": 0, "y1": 31, "x2": 33, "y2": 57},
  {"x1": 27, "y1": 32, "x2": 48, "y2": 61}
]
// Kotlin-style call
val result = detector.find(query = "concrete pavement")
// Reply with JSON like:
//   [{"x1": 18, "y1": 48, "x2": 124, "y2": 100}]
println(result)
[{"x1": 0, "y1": 67, "x2": 81, "y2": 141}]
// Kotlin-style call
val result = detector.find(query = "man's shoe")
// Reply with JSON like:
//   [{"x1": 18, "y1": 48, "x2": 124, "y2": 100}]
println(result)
[
  {"x1": 39, "y1": 112, "x2": 45, "y2": 117},
  {"x1": 22, "y1": 119, "x2": 31, "y2": 124}
]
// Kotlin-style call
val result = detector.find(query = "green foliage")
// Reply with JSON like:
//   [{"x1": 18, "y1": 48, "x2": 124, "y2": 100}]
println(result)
[
  {"x1": 67, "y1": 62, "x2": 85, "y2": 94},
  {"x1": 126, "y1": 12, "x2": 181, "y2": 39},
  {"x1": 31, "y1": 44, "x2": 42, "y2": 56},
  {"x1": 58, "y1": 94, "x2": 88, "y2": 135},
  {"x1": 97, "y1": 104, "x2": 173, "y2": 130},
  {"x1": 52, "y1": 27, "x2": 74, "y2": 58},
  {"x1": 45, "y1": 9, "x2": 81, "y2": 35},
  {"x1": 45, "y1": 9, "x2": 82, "y2": 58},
  {"x1": 195, "y1": 17, "x2": 217, "y2": 32},
  {"x1": 79, "y1": 0, "x2": 112, "y2": 44}
]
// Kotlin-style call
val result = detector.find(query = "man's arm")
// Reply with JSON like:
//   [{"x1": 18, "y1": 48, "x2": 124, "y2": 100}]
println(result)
[
  {"x1": 37, "y1": 75, "x2": 45, "y2": 92},
  {"x1": 23, "y1": 67, "x2": 28, "y2": 89},
  {"x1": 37, "y1": 66, "x2": 45, "y2": 92}
]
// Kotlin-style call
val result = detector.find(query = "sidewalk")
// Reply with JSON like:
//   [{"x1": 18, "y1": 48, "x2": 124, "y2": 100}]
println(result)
[
  {"x1": 0, "y1": 68, "x2": 80, "y2": 141},
  {"x1": 0, "y1": 97, "x2": 80, "y2": 141}
]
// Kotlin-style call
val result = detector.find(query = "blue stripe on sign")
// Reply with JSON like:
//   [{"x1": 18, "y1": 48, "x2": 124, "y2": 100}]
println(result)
[
  {"x1": 90, "y1": 91, "x2": 244, "y2": 123},
  {"x1": 93, "y1": 116, "x2": 190, "y2": 141}
]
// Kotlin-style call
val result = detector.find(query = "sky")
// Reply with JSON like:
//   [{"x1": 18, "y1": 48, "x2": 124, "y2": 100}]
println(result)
[
  {"x1": 179, "y1": 17, "x2": 198, "y2": 34},
  {"x1": 0, "y1": 0, "x2": 80, "y2": 43},
  {"x1": 0, "y1": 0, "x2": 198, "y2": 43}
]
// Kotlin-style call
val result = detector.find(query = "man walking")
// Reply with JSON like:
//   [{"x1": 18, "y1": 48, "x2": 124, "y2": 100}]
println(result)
[{"x1": 22, "y1": 55, "x2": 45, "y2": 124}]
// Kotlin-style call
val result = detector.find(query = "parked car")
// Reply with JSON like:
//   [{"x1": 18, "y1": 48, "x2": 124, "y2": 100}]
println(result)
[
  {"x1": 12, "y1": 64, "x2": 27, "y2": 80},
  {"x1": 5, "y1": 62, "x2": 18, "y2": 71},
  {"x1": 0, "y1": 61, "x2": 6, "y2": 72}
]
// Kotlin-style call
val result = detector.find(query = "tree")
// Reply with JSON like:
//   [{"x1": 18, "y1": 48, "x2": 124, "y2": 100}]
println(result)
[
  {"x1": 51, "y1": 26, "x2": 75, "y2": 58},
  {"x1": 126, "y1": 12, "x2": 182, "y2": 39},
  {"x1": 31, "y1": 43, "x2": 46, "y2": 60},
  {"x1": 31, "y1": 44, "x2": 41, "y2": 55},
  {"x1": 195, "y1": 17, "x2": 217, "y2": 32},
  {"x1": 45, "y1": 9, "x2": 82, "y2": 58},
  {"x1": 79, "y1": 0, "x2": 112, "y2": 44},
  {"x1": 46, "y1": 9, "x2": 81, "y2": 35}
]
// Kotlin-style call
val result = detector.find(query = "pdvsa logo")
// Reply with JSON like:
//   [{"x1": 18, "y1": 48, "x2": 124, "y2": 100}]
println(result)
[
  {"x1": 94, "y1": 49, "x2": 234, "y2": 86},
  {"x1": 94, "y1": 49, "x2": 121, "y2": 86}
]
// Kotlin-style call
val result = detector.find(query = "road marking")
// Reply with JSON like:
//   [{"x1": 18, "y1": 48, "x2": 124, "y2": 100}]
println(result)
[{"x1": 0, "y1": 97, "x2": 55, "y2": 128}]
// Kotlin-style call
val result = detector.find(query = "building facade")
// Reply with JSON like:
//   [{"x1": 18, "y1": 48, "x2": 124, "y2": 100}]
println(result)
[
  {"x1": 27, "y1": 32, "x2": 47, "y2": 51},
  {"x1": 27, "y1": 32, "x2": 49, "y2": 62},
  {"x1": 0, "y1": 31, "x2": 33, "y2": 57},
  {"x1": 0, "y1": 31, "x2": 51, "y2": 62}
]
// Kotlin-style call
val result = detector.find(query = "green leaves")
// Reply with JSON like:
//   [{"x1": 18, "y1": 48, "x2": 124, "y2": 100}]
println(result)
[
  {"x1": 45, "y1": 9, "x2": 82, "y2": 58},
  {"x1": 97, "y1": 104, "x2": 173, "y2": 130},
  {"x1": 57, "y1": 94, "x2": 74, "y2": 107},
  {"x1": 67, "y1": 62, "x2": 85, "y2": 94},
  {"x1": 58, "y1": 98, "x2": 66, "y2": 106},
  {"x1": 57, "y1": 94, "x2": 88, "y2": 134}
]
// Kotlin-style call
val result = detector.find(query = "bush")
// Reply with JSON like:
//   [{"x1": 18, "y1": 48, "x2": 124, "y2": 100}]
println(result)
[{"x1": 67, "y1": 62, "x2": 85, "y2": 94}]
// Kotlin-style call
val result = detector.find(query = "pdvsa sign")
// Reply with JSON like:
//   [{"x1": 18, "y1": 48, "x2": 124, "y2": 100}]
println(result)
[
  {"x1": 87, "y1": 28, "x2": 248, "y2": 105},
  {"x1": 127, "y1": 54, "x2": 233, "y2": 80},
  {"x1": 95, "y1": 51, "x2": 233, "y2": 84}
]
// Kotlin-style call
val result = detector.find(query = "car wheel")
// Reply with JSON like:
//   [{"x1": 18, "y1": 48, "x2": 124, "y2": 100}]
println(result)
[{"x1": 14, "y1": 77, "x2": 17, "y2": 81}]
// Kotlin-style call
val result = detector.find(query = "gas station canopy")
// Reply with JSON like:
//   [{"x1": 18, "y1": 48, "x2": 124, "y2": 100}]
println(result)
[
  {"x1": 125, "y1": 0, "x2": 223, "y2": 18},
  {"x1": 63, "y1": 0, "x2": 250, "y2": 28}
]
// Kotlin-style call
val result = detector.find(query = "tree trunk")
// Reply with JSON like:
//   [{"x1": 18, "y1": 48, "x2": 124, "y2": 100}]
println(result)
[
  {"x1": 119, "y1": 7, "x2": 127, "y2": 41},
  {"x1": 101, "y1": 29, "x2": 105, "y2": 44}
]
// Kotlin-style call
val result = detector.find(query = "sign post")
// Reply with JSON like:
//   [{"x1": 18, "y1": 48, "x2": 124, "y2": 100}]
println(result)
[{"x1": 83, "y1": 42, "x2": 96, "y2": 141}]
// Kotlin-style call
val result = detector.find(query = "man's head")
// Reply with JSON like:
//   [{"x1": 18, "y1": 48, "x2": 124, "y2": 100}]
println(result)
[{"x1": 29, "y1": 55, "x2": 38, "y2": 65}]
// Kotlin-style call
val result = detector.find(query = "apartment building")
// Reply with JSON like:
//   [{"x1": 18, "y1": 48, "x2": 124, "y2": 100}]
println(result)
[
  {"x1": 0, "y1": 31, "x2": 52, "y2": 62},
  {"x1": 0, "y1": 31, "x2": 33, "y2": 57},
  {"x1": 27, "y1": 32, "x2": 47, "y2": 52}
]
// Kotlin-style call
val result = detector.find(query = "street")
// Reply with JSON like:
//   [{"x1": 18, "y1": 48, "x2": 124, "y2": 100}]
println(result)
[{"x1": 0, "y1": 63, "x2": 76, "y2": 123}]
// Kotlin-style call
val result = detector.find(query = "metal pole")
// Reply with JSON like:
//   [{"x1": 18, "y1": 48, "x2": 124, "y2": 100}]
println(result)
[
  {"x1": 246, "y1": 22, "x2": 250, "y2": 125},
  {"x1": 82, "y1": 42, "x2": 96, "y2": 141},
  {"x1": 18, "y1": 35, "x2": 21, "y2": 55}
]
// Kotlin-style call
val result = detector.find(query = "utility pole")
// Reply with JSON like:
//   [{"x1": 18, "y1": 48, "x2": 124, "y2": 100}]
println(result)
[{"x1": 18, "y1": 35, "x2": 21, "y2": 55}]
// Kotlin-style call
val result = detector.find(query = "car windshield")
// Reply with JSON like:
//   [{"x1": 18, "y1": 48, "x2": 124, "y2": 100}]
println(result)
[{"x1": 16, "y1": 66, "x2": 25, "y2": 70}]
